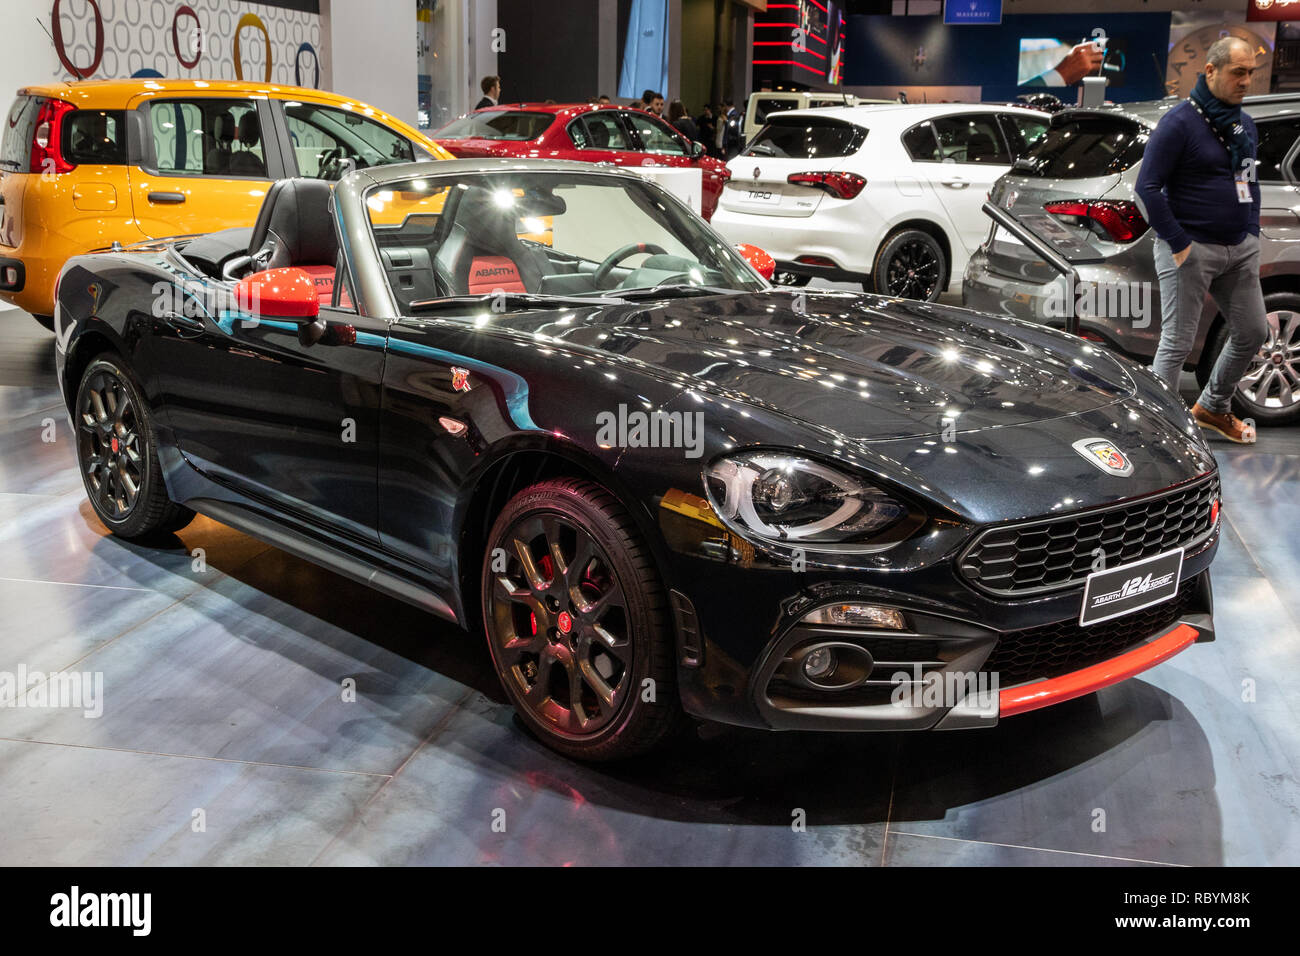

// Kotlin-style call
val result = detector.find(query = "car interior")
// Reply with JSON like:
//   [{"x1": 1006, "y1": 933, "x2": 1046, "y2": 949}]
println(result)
[
  {"x1": 174, "y1": 176, "x2": 733, "y2": 315},
  {"x1": 375, "y1": 181, "x2": 731, "y2": 309},
  {"x1": 176, "y1": 178, "x2": 347, "y2": 307}
]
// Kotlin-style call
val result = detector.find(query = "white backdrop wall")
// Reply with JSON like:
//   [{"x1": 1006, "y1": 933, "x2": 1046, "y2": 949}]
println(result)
[{"x1": 0, "y1": 1, "x2": 421, "y2": 126}]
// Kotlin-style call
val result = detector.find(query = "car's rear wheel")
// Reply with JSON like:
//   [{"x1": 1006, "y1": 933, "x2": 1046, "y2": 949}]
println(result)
[
  {"x1": 869, "y1": 228, "x2": 947, "y2": 301},
  {"x1": 481, "y1": 478, "x2": 682, "y2": 761},
  {"x1": 1197, "y1": 291, "x2": 1300, "y2": 426},
  {"x1": 75, "y1": 356, "x2": 193, "y2": 539}
]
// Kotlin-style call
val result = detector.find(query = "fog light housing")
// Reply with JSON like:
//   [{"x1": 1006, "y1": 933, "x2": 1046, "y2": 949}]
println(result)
[
  {"x1": 803, "y1": 646, "x2": 836, "y2": 680},
  {"x1": 800, "y1": 603, "x2": 905, "y2": 629}
]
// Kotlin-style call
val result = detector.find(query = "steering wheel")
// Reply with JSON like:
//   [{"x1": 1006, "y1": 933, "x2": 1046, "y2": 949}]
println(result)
[
  {"x1": 319, "y1": 148, "x2": 365, "y2": 181},
  {"x1": 593, "y1": 242, "x2": 669, "y2": 287}
]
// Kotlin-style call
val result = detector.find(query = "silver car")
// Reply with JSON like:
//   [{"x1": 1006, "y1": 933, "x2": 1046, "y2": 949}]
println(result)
[{"x1": 963, "y1": 94, "x2": 1300, "y2": 425}]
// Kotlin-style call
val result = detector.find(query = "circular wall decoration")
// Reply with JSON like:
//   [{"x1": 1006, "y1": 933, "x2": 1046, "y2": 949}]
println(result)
[
  {"x1": 233, "y1": 12, "x2": 272, "y2": 83},
  {"x1": 172, "y1": 5, "x2": 202, "y2": 70},
  {"x1": 52, "y1": 0, "x2": 104, "y2": 79},
  {"x1": 294, "y1": 42, "x2": 319, "y2": 88}
]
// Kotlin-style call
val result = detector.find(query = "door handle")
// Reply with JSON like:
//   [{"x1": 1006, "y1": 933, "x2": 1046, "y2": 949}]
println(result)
[
  {"x1": 940, "y1": 177, "x2": 969, "y2": 188},
  {"x1": 159, "y1": 311, "x2": 205, "y2": 334},
  {"x1": 148, "y1": 191, "x2": 186, "y2": 204}
]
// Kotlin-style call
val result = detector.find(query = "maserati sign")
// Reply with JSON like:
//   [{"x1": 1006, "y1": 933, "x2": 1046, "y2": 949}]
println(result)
[{"x1": 944, "y1": 0, "x2": 1001, "y2": 25}]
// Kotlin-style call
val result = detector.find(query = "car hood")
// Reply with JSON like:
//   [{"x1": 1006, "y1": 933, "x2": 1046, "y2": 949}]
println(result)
[{"x1": 493, "y1": 290, "x2": 1136, "y2": 442}]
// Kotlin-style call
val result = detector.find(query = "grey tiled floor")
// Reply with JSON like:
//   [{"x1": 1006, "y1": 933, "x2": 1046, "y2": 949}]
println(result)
[{"x1": 1, "y1": 308, "x2": 1297, "y2": 866}]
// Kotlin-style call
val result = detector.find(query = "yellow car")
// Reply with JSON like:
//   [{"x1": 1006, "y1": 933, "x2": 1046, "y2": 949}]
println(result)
[{"x1": 0, "y1": 79, "x2": 454, "y2": 325}]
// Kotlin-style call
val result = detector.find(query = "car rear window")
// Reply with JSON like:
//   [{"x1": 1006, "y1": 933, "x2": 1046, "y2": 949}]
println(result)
[
  {"x1": 1014, "y1": 114, "x2": 1147, "y2": 178},
  {"x1": 63, "y1": 109, "x2": 127, "y2": 165},
  {"x1": 436, "y1": 110, "x2": 553, "y2": 141},
  {"x1": 742, "y1": 116, "x2": 867, "y2": 159},
  {"x1": 752, "y1": 98, "x2": 798, "y2": 127},
  {"x1": 1, "y1": 96, "x2": 41, "y2": 172}
]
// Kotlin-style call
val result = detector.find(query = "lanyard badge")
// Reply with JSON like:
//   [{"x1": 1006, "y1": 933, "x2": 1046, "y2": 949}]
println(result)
[{"x1": 1190, "y1": 97, "x2": 1255, "y2": 202}]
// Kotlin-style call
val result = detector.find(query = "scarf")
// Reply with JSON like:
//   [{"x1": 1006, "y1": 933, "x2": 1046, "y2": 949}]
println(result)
[{"x1": 1189, "y1": 74, "x2": 1253, "y2": 175}]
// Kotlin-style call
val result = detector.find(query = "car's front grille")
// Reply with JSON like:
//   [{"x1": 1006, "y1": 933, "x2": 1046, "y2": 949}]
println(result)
[
  {"x1": 982, "y1": 580, "x2": 1199, "y2": 687},
  {"x1": 959, "y1": 475, "x2": 1219, "y2": 596}
]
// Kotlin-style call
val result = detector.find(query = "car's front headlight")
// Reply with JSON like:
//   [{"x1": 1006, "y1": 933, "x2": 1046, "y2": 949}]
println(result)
[{"x1": 704, "y1": 452, "x2": 911, "y2": 551}]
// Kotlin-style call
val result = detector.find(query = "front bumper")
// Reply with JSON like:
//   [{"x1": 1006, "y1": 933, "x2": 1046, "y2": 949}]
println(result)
[
  {"x1": 666, "y1": 486, "x2": 1220, "y2": 732},
  {"x1": 740, "y1": 568, "x2": 1212, "y2": 732}
]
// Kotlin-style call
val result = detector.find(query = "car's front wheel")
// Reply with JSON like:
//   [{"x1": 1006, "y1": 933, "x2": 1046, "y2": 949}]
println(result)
[
  {"x1": 481, "y1": 478, "x2": 682, "y2": 761},
  {"x1": 868, "y1": 228, "x2": 947, "y2": 301},
  {"x1": 75, "y1": 356, "x2": 193, "y2": 539},
  {"x1": 1198, "y1": 291, "x2": 1300, "y2": 426}
]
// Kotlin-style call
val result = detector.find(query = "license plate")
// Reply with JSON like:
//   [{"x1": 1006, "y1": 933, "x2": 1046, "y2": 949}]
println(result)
[
  {"x1": 742, "y1": 189, "x2": 780, "y2": 205},
  {"x1": 1079, "y1": 548, "x2": 1184, "y2": 627}
]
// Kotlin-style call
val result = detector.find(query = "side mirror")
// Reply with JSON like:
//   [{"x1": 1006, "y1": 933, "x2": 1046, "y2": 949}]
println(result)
[
  {"x1": 690, "y1": 140, "x2": 706, "y2": 159},
  {"x1": 734, "y1": 243, "x2": 775, "y2": 281},
  {"x1": 232, "y1": 267, "x2": 320, "y2": 321}
]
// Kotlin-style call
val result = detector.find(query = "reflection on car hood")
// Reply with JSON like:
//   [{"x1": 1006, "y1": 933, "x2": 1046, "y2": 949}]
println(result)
[{"x1": 492, "y1": 290, "x2": 1135, "y2": 442}]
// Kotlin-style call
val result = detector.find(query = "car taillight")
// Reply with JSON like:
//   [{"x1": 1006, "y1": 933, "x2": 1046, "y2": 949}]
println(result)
[
  {"x1": 787, "y1": 171, "x2": 866, "y2": 200},
  {"x1": 1044, "y1": 199, "x2": 1148, "y2": 243},
  {"x1": 31, "y1": 98, "x2": 76, "y2": 175}
]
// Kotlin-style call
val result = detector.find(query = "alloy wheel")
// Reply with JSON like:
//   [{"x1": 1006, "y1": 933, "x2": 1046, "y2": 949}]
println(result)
[
  {"x1": 885, "y1": 239, "x2": 940, "y2": 299},
  {"x1": 487, "y1": 513, "x2": 632, "y2": 737},
  {"x1": 77, "y1": 368, "x2": 144, "y2": 519},
  {"x1": 1238, "y1": 309, "x2": 1300, "y2": 410}
]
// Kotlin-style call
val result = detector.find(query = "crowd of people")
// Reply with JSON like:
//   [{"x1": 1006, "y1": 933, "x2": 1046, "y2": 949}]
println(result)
[
  {"x1": 617, "y1": 88, "x2": 744, "y2": 158},
  {"x1": 474, "y1": 76, "x2": 746, "y2": 158}
]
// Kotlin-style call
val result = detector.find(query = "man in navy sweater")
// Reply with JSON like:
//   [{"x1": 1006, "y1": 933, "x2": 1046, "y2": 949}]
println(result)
[{"x1": 1135, "y1": 36, "x2": 1267, "y2": 443}]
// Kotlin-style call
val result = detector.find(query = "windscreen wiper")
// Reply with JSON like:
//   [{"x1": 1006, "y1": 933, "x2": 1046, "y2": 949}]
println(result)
[{"x1": 407, "y1": 292, "x2": 625, "y2": 314}]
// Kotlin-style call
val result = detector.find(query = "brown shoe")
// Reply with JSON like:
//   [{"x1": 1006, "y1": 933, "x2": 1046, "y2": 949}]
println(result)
[{"x1": 1191, "y1": 403, "x2": 1257, "y2": 444}]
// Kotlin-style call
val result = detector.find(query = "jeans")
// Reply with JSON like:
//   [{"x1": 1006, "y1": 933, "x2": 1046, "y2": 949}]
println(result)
[{"x1": 1151, "y1": 233, "x2": 1268, "y2": 414}]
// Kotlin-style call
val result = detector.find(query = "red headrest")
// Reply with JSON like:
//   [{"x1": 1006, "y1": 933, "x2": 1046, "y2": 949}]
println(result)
[
  {"x1": 468, "y1": 256, "x2": 525, "y2": 294},
  {"x1": 297, "y1": 264, "x2": 336, "y2": 306}
]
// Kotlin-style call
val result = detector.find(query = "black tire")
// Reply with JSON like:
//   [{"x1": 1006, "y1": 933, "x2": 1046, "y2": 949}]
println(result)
[
  {"x1": 1197, "y1": 291, "x2": 1300, "y2": 426},
  {"x1": 74, "y1": 356, "x2": 194, "y2": 540},
  {"x1": 481, "y1": 477, "x2": 682, "y2": 761},
  {"x1": 772, "y1": 271, "x2": 812, "y2": 287},
  {"x1": 32, "y1": 314, "x2": 55, "y2": 331},
  {"x1": 868, "y1": 228, "x2": 947, "y2": 301}
]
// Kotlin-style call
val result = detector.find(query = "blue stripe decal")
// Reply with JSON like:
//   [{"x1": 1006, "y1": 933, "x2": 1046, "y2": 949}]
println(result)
[
  {"x1": 215, "y1": 312, "x2": 299, "y2": 335},
  {"x1": 385, "y1": 337, "x2": 539, "y2": 432}
]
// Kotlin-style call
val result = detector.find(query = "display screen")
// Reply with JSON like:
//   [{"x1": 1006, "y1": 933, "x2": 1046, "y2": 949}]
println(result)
[
  {"x1": 1018, "y1": 35, "x2": 1127, "y2": 88},
  {"x1": 753, "y1": 0, "x2": 847, "y2": 87}
]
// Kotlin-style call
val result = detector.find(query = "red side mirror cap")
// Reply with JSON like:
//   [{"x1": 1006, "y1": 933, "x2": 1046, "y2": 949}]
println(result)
[
  {"x1": 233, "y1": 267, "x2": 320, "y2": 321},
  {"x1": 734, "y1": 243, "x2": 775, "y2": 281}
]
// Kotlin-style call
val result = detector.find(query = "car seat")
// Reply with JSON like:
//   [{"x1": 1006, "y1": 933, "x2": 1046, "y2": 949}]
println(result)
[
  {"x1": 229, "y1": 112, "x2": 267, "y2": 177},
  {"x1": 205, "y1": 110, "x2": 235, "y2": 173},
  {"x1": 965, "y1": 131, "x2": 1000, "y2": 163},
  {"x1": 446, "y1": 188, "x2": 550, "y2": 294},
  {"x1": 245, "y1": 178, "x2": 339, "y2": 305}
]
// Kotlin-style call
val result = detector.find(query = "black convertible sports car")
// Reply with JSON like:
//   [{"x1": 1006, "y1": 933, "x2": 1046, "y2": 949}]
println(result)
[{"x1": 54, "y1": 159, "x2": 1221, "y2": 760}]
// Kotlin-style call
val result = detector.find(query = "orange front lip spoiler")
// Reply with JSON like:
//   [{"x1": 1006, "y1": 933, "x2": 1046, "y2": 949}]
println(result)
[{"x1": 999, "y1": 623, "x2": 1199, "y2": 718}]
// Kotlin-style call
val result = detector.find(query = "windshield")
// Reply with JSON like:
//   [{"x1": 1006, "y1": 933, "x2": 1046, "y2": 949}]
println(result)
[
  {"x1": 364, "y1": 171, "x2": 767, "y2": 311},
  {"x1": 434, "y1": 110, "x2": 554, "y2": 141}
]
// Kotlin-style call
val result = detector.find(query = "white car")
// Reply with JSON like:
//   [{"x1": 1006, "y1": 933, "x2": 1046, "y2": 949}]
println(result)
[{"x1": 711, "y1": 103, "x2": 1051, "y2": 299}]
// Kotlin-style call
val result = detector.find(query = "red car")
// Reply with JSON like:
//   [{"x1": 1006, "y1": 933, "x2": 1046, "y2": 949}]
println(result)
[{"x1": 432, "y1": 103, "x2": 730, "y2": 220}]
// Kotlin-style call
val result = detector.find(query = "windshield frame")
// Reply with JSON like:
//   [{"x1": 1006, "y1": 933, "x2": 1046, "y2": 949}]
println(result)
[{"x1": 356, "y1": 166, "x2": 770, "y2": 315}]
